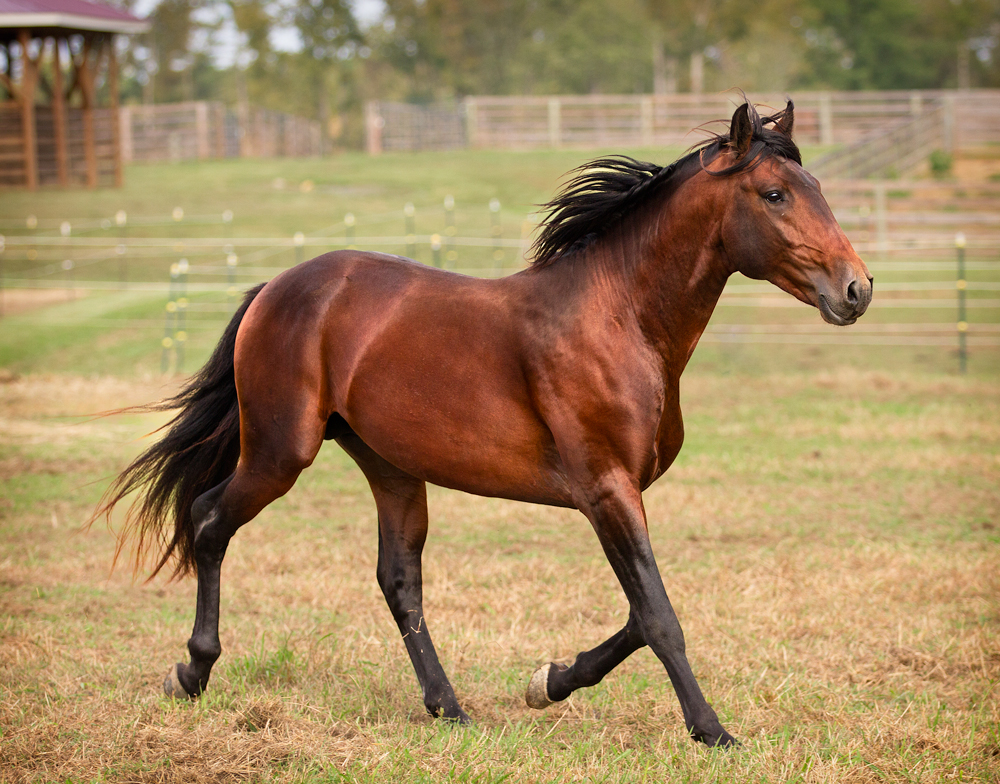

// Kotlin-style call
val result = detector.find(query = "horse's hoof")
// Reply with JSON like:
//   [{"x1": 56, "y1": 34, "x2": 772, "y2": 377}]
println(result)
[
  {"x1": 525, "y1": 663, "x2": 555, "y2": 709},
  {"x1": 441, "y1": 708, "x2": 472, "y2": 725},
  {"x1": 692, "y1": 725, "x2": 739, "y2": 748},
  {"x1": 163, "y1": 662, "x2": 194, "y2": 700}
]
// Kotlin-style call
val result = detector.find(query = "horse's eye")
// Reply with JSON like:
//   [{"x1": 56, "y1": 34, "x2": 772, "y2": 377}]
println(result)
[{"x1": 764, "y1": 190, "x2": 783, "y2": 204}]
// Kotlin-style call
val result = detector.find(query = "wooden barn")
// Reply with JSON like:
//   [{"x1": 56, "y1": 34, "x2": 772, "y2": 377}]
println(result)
[{"x1": 0, "y1": 0, "x2": 147, "y2": 189}]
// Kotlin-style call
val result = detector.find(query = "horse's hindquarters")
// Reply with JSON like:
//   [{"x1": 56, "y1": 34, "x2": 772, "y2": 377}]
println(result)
[{"x1": 237, "y1": 252, "x2": 574, "y2": 506}]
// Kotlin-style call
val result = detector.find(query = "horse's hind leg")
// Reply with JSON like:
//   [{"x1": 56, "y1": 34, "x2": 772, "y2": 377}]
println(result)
[
  {"x1": 336, "y1": 432, "x2": 469, "y2": 723},
  {"x1": 164, "y1": 417, "x2": 323, "y2": 698}
]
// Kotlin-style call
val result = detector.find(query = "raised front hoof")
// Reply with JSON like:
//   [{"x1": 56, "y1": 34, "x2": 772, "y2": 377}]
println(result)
[
  {"x1": 163, "y1": 662, "x2": 200, "y2": 700},
  {"x1": 525, "y1": 663, "x2": 559, "y2": 710}
]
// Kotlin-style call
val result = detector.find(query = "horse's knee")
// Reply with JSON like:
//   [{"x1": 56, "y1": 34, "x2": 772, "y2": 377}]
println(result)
[{"x1": 636, "y1": 612, "x2": 686, "y2": 654}]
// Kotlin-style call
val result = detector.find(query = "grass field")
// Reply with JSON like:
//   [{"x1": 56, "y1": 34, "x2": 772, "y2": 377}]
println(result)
[{"x1": 1, "y1": 152, "x2": 998, "y2": 782}]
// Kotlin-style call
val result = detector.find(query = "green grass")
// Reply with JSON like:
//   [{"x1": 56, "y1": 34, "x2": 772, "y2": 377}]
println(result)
[{"x1": 2, "y1": 150, "x2": 996, "y2": 378}]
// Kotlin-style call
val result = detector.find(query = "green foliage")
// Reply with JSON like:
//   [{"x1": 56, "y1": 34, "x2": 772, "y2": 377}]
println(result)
[{"x1": 929, "y1": 149, "x2": 953, "y2": 178}]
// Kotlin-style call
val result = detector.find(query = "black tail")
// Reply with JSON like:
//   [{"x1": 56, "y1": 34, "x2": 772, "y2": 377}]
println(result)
[{"x1": 93, "y1": 283, "x2": 266, "y2": 580}]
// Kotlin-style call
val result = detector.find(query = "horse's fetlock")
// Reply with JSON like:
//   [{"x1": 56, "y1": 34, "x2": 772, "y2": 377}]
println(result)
[{"x1": 188, "y1": 637, "x2": 222, "y2": 665}]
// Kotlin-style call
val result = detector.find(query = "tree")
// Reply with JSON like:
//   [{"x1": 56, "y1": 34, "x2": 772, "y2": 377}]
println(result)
[
  {"x1": 800, "y1": 0, "x2": 1000, "y2": 89},
  {"x1": 514, "y1": 0, "x2": 654, "y2": 94},
  {"x1": 292, "y1": 0, "x2": 363, "y2": 148}
]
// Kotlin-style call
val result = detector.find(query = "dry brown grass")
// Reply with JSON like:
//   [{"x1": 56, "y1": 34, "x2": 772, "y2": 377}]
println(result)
[
  {"x1": 1, "y1": 370, "x2": 998, "y2": 782},
  {"x1": 0, "y1": 289, "x2": 88, "y2": 316}
]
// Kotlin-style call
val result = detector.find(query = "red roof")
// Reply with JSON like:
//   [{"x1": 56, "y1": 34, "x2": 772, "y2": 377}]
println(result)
[{"x1": 0, "y1": 0, "x2": 148, "y2": 34}]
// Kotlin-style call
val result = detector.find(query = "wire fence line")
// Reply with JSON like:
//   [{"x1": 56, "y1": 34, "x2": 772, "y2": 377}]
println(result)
[{"x1": 1, "y1": 207, "x2": 997, "y2": 360}]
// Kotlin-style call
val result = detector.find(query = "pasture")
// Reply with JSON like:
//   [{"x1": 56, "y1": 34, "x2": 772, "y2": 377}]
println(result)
[{"x1": 0, "y1": 149, "x2": 998, "y2": 782}]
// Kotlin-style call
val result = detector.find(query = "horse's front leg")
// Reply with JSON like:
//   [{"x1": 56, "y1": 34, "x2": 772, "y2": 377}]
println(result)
[
  {"x1": 525, "y1": 608, "x2": 645, "y2": 708},
  {"x1": 539, "y1": 470, "x2": 735, "y2": 747}
]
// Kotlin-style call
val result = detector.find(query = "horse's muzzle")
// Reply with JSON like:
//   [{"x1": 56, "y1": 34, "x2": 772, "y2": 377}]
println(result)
[{"x1": 817, "y1": 273, "x2": 873, "y2": 326}]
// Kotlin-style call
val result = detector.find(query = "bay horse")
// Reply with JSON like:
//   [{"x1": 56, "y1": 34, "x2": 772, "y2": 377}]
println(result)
[{"x1": 97, "y1": 101, "x2": 871, "y2": 748}]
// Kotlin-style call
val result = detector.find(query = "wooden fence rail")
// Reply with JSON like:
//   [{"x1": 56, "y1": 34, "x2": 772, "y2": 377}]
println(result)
[
  {"x1": 119, "y1": 102, "x2": 322, "y2": 164},
  {"x1": 366, "y1": 89, "x2": 1000, "y2": 156}
]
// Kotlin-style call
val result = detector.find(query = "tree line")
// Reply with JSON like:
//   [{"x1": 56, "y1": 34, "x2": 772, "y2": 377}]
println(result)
[{"x1": 119, "y1": 0, "x2": 1000, "y2": 148}]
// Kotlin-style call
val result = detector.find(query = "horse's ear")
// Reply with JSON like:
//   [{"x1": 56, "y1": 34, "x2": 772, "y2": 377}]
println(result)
[
  {"x1": 772, "y1": 100, "x2": 794, "y2": 138},
  {"x1": 729, "y1": 103, "x2": 753, "y2": 158}
]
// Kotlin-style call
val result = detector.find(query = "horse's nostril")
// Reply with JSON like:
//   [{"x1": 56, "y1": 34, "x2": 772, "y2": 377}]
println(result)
[{"x1": 847, "y1": 279, "x2": 859, "y2": 306}]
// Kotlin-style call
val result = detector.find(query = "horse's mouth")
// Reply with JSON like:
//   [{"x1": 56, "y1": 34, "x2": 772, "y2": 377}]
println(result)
[{"x1": 817, "y1": 293, "x2": 858, "y2": 326}]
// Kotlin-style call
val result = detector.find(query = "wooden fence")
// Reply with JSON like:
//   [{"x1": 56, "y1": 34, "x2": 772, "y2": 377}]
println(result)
[
  {"x1": 366, "y1": 90, "x2": 1000, "y2": 155},
  {"x1": 810, "y1": 92, "x2": 1000, "y2": 179},
  {"x1": 365, "y1": 101, "x2": 465, "y2": 153},
  {"x1": 119, "y1": 102, "x2": 322, "y2": 164},
  {"x1": 824, "y1": 179, "x2": 1000, "y2": 253}
]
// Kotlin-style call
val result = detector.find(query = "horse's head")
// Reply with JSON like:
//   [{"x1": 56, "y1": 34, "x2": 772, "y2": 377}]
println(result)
[{"x1": 713, "y1": 102, "x2": 872, "y2": 326}]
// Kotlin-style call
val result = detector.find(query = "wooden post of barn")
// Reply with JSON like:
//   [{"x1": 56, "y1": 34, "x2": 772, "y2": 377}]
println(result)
[
  {"x1": 2, "y1": 2, "x2": 147, "y2": 189},
  {"x1": 107, "y1": 36, "x2": 123, "y2": 187},
  {"x1": 78, "y1": 36, "x2": 99, "y2": 188},
  {"x1": 18, "y1": 29, "x2": 39, "y2": 190},
  {"x1": 51, "y1": 37, "x2": 69, "y2": 186}
]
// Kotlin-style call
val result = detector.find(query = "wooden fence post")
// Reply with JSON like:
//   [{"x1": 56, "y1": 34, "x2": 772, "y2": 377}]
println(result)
[
  {"x1": 238, "y1": 100, "x2": 251, "y2": 157},
  {"x1": 943, "y1": 94, "x2": 956, "y2": 151},
  {"x1": 640, "y1": 96, "x2": 653, "y2": 146},
  {"x1": 874, "y1": 182, "x2": 888, "y2": 258},
  {"x1": 819, "y1": 92, "x2": 834, "y2": 146},
  {"x1": 212, "y1": 102, "x2": 224, "y2": 157},
  {"x1": 464, "y1": 97, "x2": 478, "y2": 148},
  {"x1": 547, "y1": 97, "x2": 561, "y2": 149},
  {"x1": 118, "y1": 107, "x2": 132, "y2": 164},
  {"x1": 195, "y1": 101, "x2": 210, "y2": 159},
  {"x1": 365, "y1": 101, "x2": 382, "y2": 155}
]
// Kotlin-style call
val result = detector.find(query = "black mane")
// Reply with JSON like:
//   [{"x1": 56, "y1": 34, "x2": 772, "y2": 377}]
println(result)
[{"x1": 529, "y1": 101, "x2": 801, "y2": 267}]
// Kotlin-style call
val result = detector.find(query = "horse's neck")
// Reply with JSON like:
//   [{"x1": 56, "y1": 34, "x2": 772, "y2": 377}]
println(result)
[{"x1": 593, "y1": 180, "x2": 733, "y2": 374}]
